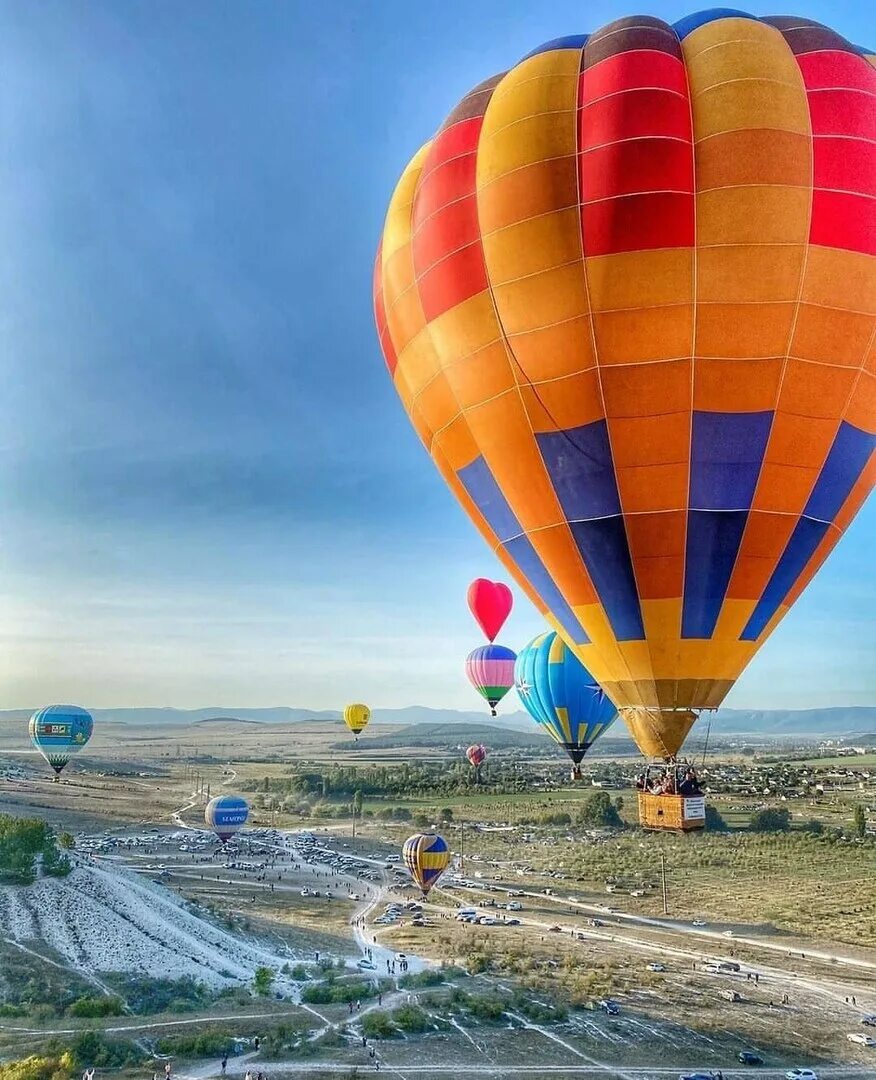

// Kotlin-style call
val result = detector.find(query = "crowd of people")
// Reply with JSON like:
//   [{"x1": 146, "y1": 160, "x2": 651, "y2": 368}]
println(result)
[{"x1": 636, "y1": 766, "x2": 702, "y2": 797}]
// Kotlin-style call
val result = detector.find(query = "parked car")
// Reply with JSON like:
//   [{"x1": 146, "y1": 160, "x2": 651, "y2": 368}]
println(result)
[
  {"x1": 647, "y1": 962, "x2": 666, "y2": 972},
  {"x1": 507, "y1": 901, "x2": 523, "y2": 911},
  {"x1": 599, "y1": 999, "x2": 620, "y2": 1015},
  {"x1": 785, "y1": 1070, "x2": 818, "y2": 1080},
  {"x1": 548, "y1": 925, "x2": 562, "y2": 933},
  {"x1": 847, "y1": 1033, "x2": 876, "y2": 1046},
  {"x1": 862, "y1": 1016, "x2": 876, "y2": 1027},
  {"x1": 679, "y1": 1074, "x2": 714, "y2": 1080},
  {"x1": 738, "y1": 1051, "x2": 764, "y2": 1065}
]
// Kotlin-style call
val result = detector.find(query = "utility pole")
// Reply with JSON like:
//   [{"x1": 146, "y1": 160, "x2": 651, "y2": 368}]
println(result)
[
  {"x1": 352, "y1": 803, "x2": 356, "y2": 841},
  {"x1": 460, "y1": 821, "x2": 465, "y2": 872},
  {"x1": 660, "y1": 853, "x2": 668, "y2": 915}
]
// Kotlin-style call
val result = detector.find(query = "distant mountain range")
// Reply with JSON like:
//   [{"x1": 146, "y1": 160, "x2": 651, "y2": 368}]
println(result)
[{"x1": 2, "y1": 705, "x2": 875, "y2": 737}]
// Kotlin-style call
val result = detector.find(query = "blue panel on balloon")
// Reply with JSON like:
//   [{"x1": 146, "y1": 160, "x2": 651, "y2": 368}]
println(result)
[
  {"x1": 689, "y1": 410, "x2": 772, "y2": 511},
  {"x1": 803, "y1": 421, "x2": 875, "y2": 523},
  {"x1": 537, "y1": 420, "x2": 621, "y2": 521},
  {"x1": 673, "y1": 8, "x2": 758, "y2": 40},
  {"x1": 682, "y1": 510, "x2": 749, "y2": 638},
  {"x1": 741, "y1": 516, "x2": 830, "y2": 640},
  {"x1": 523, "y1": 34, "x2": 589, "y2": 59},
  {"x1": 505, "y1": 535, "x2": 591, "y2": 644},
  {"x1": 568, "y1": 517, "x2": 644, "y2": 640},
  {"x1": 458, "y1": 456, "x2": 522, "y2": 543}
]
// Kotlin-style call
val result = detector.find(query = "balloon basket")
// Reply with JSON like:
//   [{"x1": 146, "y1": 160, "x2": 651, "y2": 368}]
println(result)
[{"x1": 636, "y1": 762, "x2": 706, "y2": 833}]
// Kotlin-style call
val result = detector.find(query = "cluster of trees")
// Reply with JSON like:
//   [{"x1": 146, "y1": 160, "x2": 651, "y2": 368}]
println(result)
[
  {"x1": 0, "y1": 817, "x2": 71, "y2": 885},
  {"x1": 241, "y1": 761, "x2": 530, "y2": 802}
]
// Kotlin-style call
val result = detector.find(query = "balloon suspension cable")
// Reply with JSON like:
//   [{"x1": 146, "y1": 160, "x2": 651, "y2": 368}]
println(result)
[{"x1": 700, "y1": 713, "x2": 713, "y2": 769}]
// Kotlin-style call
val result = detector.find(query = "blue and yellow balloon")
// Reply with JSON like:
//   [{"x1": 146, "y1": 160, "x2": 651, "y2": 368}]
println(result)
[
  {"x1": 403, "y1": 832, "x2": 450, "y2": 897},
  {"x1": 515, "y1": 632, "x2": 617, "y2": 780},
  {"x1": 205, "y1": 795, "x2": 250, "y2": 843},
  {"x1": 29, "y1": 705, "x2": 93, "y2": 781}
]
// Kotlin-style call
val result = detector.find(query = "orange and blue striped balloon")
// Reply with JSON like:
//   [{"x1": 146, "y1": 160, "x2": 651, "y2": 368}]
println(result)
[
  {"x1": 375, "y1": 12, "x2": 876, "y2": 762},
  {"x1": 403, "y1": 832, "x2": 451, "y2": 897}
]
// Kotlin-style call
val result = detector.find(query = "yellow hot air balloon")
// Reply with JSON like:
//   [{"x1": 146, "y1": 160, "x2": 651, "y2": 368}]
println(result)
[
  {"x1": 374, "y1": 13, "x2": 876, "y2": 778},
  {"x1": 344, "y1": 703, "x2": 371, "y2": 740}
]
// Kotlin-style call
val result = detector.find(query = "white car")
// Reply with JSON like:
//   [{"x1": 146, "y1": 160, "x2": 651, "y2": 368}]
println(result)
[
  {"x1": 692, "y1": 919, "x2": 707, "y2": 927},
  {"x1": 478, "y1": 916, "x2": 497, "y2": 925},
  {"x1": 507, "y1": 901, "x2": 523, "y2": 911},
  {"x1": 785, "y1": 1070, "x2": 818, "y2": 1080},
  {"x1": 647, "y1": 962, "x2": 666, "y2": 972},
  {"x1": 847, "y1": 1033, "x2": 876, "y2": 1046}
]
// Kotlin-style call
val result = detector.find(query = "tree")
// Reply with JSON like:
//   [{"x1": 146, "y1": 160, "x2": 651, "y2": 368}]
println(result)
[
  {"x1": 704, "y1": 805, "x2": 728, "y2": 832},
  {"x1": 412, "y1": 812, "x2": 430, "y2": 830},
  {"x1": 749, "y1": 807, "x2": 791, "y2": 833},
  {"x1": 577, "y1": 791, "x2": 622, "y2": 828},
  {"x1": 253, "y1": 966, "x2": 275, "y2": 996},
  {"x1": 439, "y1": 807, "x2": 454, "y2": 822},
  {"x1": 852, "y1": 804, "x2": 867, "y2": 839}
]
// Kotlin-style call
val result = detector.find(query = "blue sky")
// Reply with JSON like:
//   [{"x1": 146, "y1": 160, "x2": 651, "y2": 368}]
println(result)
[{"x1": 0, "y1": 1, "x2": 873, "y2": 711}]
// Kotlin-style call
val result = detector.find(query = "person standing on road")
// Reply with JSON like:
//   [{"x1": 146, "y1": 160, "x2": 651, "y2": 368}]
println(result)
[{"x1": 220, "y1": 1057, "x2": 227, "y2": 1075}]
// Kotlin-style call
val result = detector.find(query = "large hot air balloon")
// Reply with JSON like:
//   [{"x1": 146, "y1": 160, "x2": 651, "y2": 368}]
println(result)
[
  {"x1": 205, "y1": 795, "x2": 249, "y2": 843},
  {"x1": 467, "y1": 578, "x2": 513, "y2": 642},
  {"x1": 29, "y1": 705, "x2": 93, "y2": 780},
  {"x1": 344, "y1": 703, "x2": 371, "y2": 740},
  {"x1": 403, "y1": 832, "x2": 450, "y2": 897},
  {"x1": 465, "y1": 644, "x2": 516, "y2": 716},
  {"x1": 516, "y1": 632, "x2": 617, "y2": 780},
  {"x1": 375, "y1": 12, "x2": 876, "y2": 768},
  {"x1": 465, "y1": 743, "x2": 487, "y2": 769}
]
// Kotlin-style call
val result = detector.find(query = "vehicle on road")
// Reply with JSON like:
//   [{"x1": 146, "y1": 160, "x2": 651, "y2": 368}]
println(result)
[
  {"x1": 478, "y1": 916, "x2": 497, "y2": 925},
  {"x1": 647, "y1": 962, "x2": 666, "y2": 972},
  {"x1": 785, "y1": 1070, "x2": 818, "y2": 1080},
  {"x1": 692, "y1": 919, "x2": 707, "y2": 927},
  {"x1": 847, "y1": 1033, "x2": 876, "y2": 1046},
  {"x1": 507, "y1": 901, "x2": 522, "y2": 910},
  {"x1": 599, "y1": 999, "x2": 620, "y2": 1015},
  {"x1": 722, "y1": 930, "x2": 735, "y2": 937},
  {"x1": 679, "y1": 1073, "x2": 714, "y2": 1080},
  {"x1": 357, "y1": 959, "x2": 376, "y2": 970},
  {"x1": 863, "y1": 1016, "x2": 876, "y2": 1026},
  {"x1": 548, "y1": 925, "x2": 562, "y2": 933},
  {"x1": 503, "y1": 917, "x2": 520, "y2": 926},
  {"x1": 738, "y1": 1051, "x2": 764, "y2": 1065}
]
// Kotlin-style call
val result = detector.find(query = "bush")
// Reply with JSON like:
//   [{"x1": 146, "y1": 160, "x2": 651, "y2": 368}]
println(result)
[
  {"x1": 802, "y1": 818, "x2": 824, "y2": 835},
  {"x1": 361, "y1": 1010, "x2": 397, "y2": 1039},
  {"x1": 391, "y1": 1004, "x2": 431, "y2": 1033},
  {"x1": 704, "y1": 805, "x2": 729, "y2": 831},
  {"x1": 68, "y1": 996, "x2": 125, "y2": 1018},
  {"x1": 253, "y1": 967, "x2": 275, "y2": 996},
  {"x1": 749, "y1": 807, "x2": 791, "y2": 833},
  {"x1": 104, "y1": 975, "x2": 211, "y2": 1016},
  {"x1": 398, "y1": 969, "x2": 445, "y2": 989},
  {"x1": 155, "y1": 1029, "x2": 236, "y2": 1056},
  {"x1": 0, "y1": 1054, "x2": 74, "y2": 1080},
  {"x1": 577, "y1": 791, "x2": 622, "y2": 829},
  {"x1": 300, "y1": 980, "x2": 377, "y2": 1006}
]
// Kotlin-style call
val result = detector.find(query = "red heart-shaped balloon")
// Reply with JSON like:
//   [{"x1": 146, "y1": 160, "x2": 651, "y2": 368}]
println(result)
[{"x1": 467, "y1": 578, "x2": 513, "y2": 643}]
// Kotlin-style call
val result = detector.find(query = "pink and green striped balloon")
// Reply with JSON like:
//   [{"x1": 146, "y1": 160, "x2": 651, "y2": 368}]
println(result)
[{"x1": 465, "y1": 644, "x2": 516, "y2": 716}]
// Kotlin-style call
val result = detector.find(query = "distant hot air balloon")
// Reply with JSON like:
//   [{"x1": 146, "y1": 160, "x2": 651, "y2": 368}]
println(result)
[
  {"x1": 467, "y1": 579, "x2": 513, "y2": 642},
  {"x1": 465, "y1": 743, "x2": 487, "y2": 769},
  {"x1": 344, "y1": 703, "x2": 371, "y2": 740},
  {"x1": 403, "y1": 832, "x2": 450, "y2": 897},
  {"x1": 465, "y1": 644, "x2": 516, "y2": 716},
  {"x1": 374, "y1": 12, "x2": 876, "y2": 769},
  {"x1": 29, "y1": 705, "x2": 93, "y2": 780},
  {"x1": 205, "y1": 795, "x2": 249, "y2": 843},
  {"x1": 516, "y1": 632, "x2": 617, "y2": 780}
]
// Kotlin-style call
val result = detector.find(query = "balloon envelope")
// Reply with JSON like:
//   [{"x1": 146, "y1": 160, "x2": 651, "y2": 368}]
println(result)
[
  {"x1": 516, "y1": 632, "x2": 617, "y2": 767},
  {"x1": 403, "y1": 832, "x2": 450, "y2": 896},
  {"x1": 375, "y1": 12, "x2": 876, "y2": 761},
  {"x1": 465, "y1": 644, "x2": 516, "y2": 714},
  {"x1": 467, "y1": 578, "x2": 513, "y2": 642},
  {"x1": 205, "y1": 795, "x2": 249, "y2": 842},
  {"x1": 344, "y1": 703, "x2": 371, "y2": 736},
  {"x1": 29, "y1": 705, "x2": 93, "y2": 777},
  {"x1": 466, "y1": 743, "x2": 487, "y2": 768}
]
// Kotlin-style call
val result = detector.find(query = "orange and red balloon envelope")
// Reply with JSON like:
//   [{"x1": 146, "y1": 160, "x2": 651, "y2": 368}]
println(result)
[{"x1": 374, "y1": 12, "x2": 876, "y2": 761}]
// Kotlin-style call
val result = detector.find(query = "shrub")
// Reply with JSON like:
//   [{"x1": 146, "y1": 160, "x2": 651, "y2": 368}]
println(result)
[
  {"x1": 361, "y1": 1011, "x2": 397, "y2": 1039},
  {"x1": 749, "y1": 807, "x2": 791, "y2": 833},
  {"x1": 398, "y1": 969, "x2": 444, "y2": 989},
  {"x1": 577, "y1": 792, "x2": 622, "y2": 829},
  {"x1": 391, "y1": 1004, "x2": 431, "y2": 1033},
  {"x1": 68, "y1": 996, "x2": 125, "y2": 1018}
]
